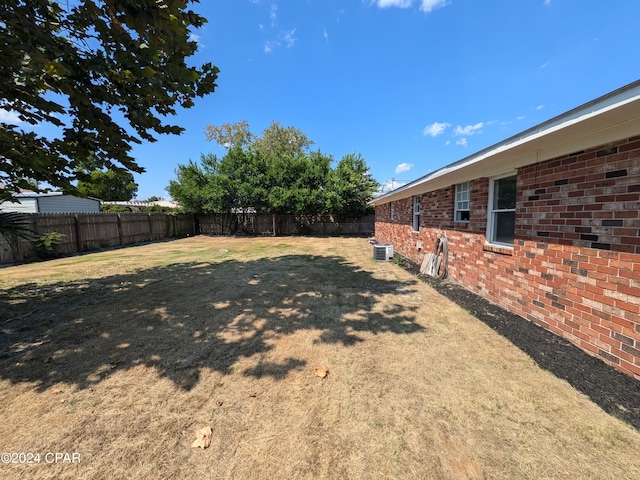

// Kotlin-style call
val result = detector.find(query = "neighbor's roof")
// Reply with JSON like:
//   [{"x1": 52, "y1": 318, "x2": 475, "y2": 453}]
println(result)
[
  {"x1": 11, "y1": 190, "x2": 101, "y2": 201},
  {"x1": 370, "y1": 79, "x2": 640, "y2": 206},
  {"x1": 102, "y1": 200, "x2": 179, "y2": 208}
]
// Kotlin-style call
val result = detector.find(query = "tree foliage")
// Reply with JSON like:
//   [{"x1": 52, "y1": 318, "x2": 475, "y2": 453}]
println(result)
[
  {"x1": 77, "y1": 168, "x2": 138, "y2": 201},
  {"x1": 327, "y1": 153, "x2": 380, "y2": 217},
  {"x1": 0, "y1": 0, "x2": 219, "y2": 202},
  {"x1": 253, "y1": 121, "x2": 315, "y2": 160},
  {"x1": 204, "y1": 119, "x2": 255, "y2": 149},
  {"x1": 169, "y1": 122, "x2": 379, "y2": 217}
]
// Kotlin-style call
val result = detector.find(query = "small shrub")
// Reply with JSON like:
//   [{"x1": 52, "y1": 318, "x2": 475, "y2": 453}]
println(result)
[{"x1": 34, "y1": 232, "x2": 66, "y2": 259}]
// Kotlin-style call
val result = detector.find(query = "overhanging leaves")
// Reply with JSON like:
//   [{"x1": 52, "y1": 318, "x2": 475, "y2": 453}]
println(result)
[{"x1": 0, "y1": 1, "x2": 219, "y2": 201}]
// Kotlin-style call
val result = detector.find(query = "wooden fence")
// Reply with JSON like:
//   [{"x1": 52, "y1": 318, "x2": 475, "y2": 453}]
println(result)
[
  {"x1": 0, "y1": 213, "x2": 196, "y2": 264},
  {"x1": 198, "y1": 213, "x2": 375, "y2": 237},
  {"x1": 1, "y1": 212, "x2": 374, "y2": 265}
]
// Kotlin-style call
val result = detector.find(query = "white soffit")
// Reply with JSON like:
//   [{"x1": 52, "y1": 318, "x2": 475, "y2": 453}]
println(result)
[{"x1": 371, "y1": 80, "x2": 640, "y2": 205}]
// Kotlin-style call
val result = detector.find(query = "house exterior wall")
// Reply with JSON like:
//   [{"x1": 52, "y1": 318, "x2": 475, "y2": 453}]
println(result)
[{"x1": 374, "y1": 135, "x2": 640, "y2": 379}]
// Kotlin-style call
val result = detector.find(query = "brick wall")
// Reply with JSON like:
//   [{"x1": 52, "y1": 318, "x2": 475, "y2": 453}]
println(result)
[{"x1": 374, "y1": 136, "x2": 640, "y2": 379}]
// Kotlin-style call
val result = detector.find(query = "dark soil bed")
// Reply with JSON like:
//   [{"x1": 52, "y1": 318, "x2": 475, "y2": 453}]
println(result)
[{"x1": 398, "y1": 259, "x2": 640, "y2": 431}]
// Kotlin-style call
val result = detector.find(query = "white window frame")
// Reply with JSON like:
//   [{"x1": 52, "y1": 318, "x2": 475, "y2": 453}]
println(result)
[
  {"x1": 390, "y1": 201, "x2": 395, "y2": 220},
  {"x1": 412, "y1": 195, "x2": 420, "y2": 231},
  {"x1": 455, "y1": 182, "x2": 470, "y2": 222},
  {"x1": 486, "y1": 174, "x2": 517, "y2": 246}
]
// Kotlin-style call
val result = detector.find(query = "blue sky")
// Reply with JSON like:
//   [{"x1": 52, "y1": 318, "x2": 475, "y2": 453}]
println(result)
[{"x1": 17, "y1": 1, "x2": 640, "y2": 199}]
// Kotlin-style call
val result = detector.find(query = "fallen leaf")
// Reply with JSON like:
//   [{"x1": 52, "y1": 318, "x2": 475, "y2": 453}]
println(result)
[
  {"x1": 191, "y1": 426, "x2": 212, "y2": 449},
  {"x1": 315, "y1": 366, "x2": 329, "y2": 379},
  {"x1": 50, "y1": 388, "x2": 64, "y2": 395},
  {"x1": 248, "y1": 392, "x2": 257, "y2": 398},
  {"x1": 216, "y1": 400, "x2": 224, "y2": 407}
]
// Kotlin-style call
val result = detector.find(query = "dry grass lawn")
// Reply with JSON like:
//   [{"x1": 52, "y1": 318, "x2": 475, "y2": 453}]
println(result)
[{"x1": 0, "y1": 236, "x2": 639, "y2": 479}]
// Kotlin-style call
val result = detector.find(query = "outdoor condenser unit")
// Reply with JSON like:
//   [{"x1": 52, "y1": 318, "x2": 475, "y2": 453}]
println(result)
[{"x1": 373, "y1": 243, "x2": 394, "y2": 261}]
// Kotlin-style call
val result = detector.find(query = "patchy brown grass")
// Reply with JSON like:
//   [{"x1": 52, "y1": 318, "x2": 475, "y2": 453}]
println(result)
[{"x1": 0, "y1": 236, "x2": 638, "y2": 479}]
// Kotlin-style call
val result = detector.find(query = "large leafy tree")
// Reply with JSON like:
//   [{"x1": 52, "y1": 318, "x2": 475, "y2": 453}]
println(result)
[
  {"x1": 168, "y1": 149, "x2": 269, "y2": 214},
  {"x1": 170, "y1": 121, "x2": 379, "y2": 217},
  {"x1": 0, "y1": 0, "x2": 219, "y2": 202}
]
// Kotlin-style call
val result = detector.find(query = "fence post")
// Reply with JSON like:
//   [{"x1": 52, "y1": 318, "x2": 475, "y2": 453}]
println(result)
[
  {"x1": 74, "y1": 214, "x2": 81, "y2": 252},
  {"x1": 117, "y1": 214, "x2": 124, "y2": 245}
]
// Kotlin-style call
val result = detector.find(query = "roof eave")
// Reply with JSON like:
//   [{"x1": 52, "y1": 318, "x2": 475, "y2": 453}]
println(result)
[{"x1": 370, "y1": 79, "x2": 640, "y2": 206}]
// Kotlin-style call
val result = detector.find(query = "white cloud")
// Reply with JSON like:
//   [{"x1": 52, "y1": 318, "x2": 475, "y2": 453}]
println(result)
[
  {"x1": 283, "y1": 28, "x2": 297, "y2": 48},
  {"x1": 536, "y1": 104, "x2": 544, "y2": 111},
  {"x1": 543, "y1": 0, "x2": 551, "y2": 6},
  {"x1": 264, "y1": 28, "x2": 298, "y2": 53},
  {"x1": 323, "y1": 28, "x2": 329, "y2": 41},
  {"x1": 0, "y1": 109, "x2": 22, "y2": 125},
  {"x1": 188, "y1": 32, "x2": 203, "y2": 50},
  {"x1": 395, "y1": 162, "x2": 414, "y2": 174},
  {"x1": 420, "y1": 0, "x2": 449, "y2": 13},
  {"x1": 270, "y1": 3, "x2": 277, "y2": 26},
  {"x1": 456, "y1": 137, "x2": 468, "y2": 147},
  {"x1": 376, "y1": 0, "x2": 412, "y2": 8},
  {"x1": 373, "y1": 0, "x2": 450, "y2": 13},
  {"x1": 423, "y1": 121, "x2": 450, "y2": 137},
  {"x1": 453, "y1": 122, "x2": 483, "y2": 136}
]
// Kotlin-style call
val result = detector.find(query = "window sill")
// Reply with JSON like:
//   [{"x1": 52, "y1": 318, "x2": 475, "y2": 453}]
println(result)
[{"x1": 483, "y1": 243, "x2": 513, "y2": 255}]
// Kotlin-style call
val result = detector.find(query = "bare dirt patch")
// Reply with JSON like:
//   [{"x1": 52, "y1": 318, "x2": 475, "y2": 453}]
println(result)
[{"x1": 1, "y1": 237, "x2": 639, "y2": 479}]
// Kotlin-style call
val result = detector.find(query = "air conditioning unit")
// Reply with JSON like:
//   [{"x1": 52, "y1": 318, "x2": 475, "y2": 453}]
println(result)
[{"x1": 373, "y1": 243, "x2": 394, "y2": 261}]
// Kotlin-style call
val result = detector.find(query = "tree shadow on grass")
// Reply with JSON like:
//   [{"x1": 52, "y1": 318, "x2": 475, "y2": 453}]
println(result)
[{"x1": 0, "y1": 255, "x2": 422, "y2": 392}]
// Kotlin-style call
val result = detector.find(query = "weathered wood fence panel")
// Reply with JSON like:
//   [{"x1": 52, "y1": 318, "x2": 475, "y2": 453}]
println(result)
[
  {"x1": 0, "y1": 213, "x2": 195, "y2": 264},
  {"x1": 198, "y1": 213, "x2": 374, "y2": 237},
  {"x1": 77, "y1": 214, "x2": 121, "y2": 251},
  {"x1": 1, "y1": 212, "x2": 370, "y2": 264}
]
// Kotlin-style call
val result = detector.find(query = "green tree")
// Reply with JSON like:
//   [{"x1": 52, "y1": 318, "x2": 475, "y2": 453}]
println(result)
[
  {"x1": 204, "y1": 120, "x2": 255, "y2": 149},
  {"x1": 0, "y1": 0, "x2": 219, "y2": 202},
  {"x1": 167, "y1": 155, "x2": 216, "y2": 214},
  {"x1": 327, "y1": 153, "x2": 380, "y2": 217},
  {"x1": 253, "y1": 121, "x2": 315, "y2": 159},
  {"x1": 266, "y1": 150, "x2": 332, "y2": 215},
  {"x1": 77, "y1": 168, "x2": 138, "y2": 201},
  {"x1": 168, "y1": 148, "x2": 269, "y2": 215},
  {"x1": 170, "y1": 121, "x2": 378, "y2": 218}
]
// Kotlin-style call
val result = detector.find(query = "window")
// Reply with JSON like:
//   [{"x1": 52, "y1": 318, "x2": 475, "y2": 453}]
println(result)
[
  {"x1": 412, "y1": 195, "x2": 420, "y2": 231},
  {"x1": 390, "y1": 201, "x2": 395, "y2": 220},
  {"x1": 455, "y1": 182, "x2": 470, "y2": 222},
  {"x1": 487, "y1": 175, "x2": 516, "y2": 245}
]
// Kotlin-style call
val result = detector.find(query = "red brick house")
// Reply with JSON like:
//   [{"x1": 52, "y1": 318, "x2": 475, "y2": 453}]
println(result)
[{"x1": 370, "y1": 80, "x2": 640, "y2": 380}]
